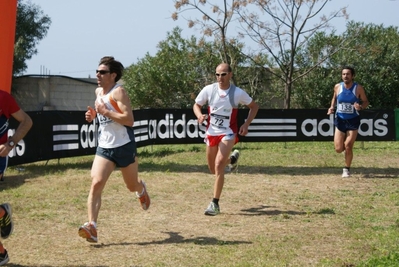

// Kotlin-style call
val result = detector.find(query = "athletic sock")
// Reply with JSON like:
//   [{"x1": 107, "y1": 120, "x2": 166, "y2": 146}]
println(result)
[
  {"x1": 230, "y1": 155, "x2": 237, "y2": 165},
  {"x1": 212, "y1": 198, "x2": 219, "y2": 206},
  {"x1": 137, "y1": 186, "x2": 145, "y2": 197}
]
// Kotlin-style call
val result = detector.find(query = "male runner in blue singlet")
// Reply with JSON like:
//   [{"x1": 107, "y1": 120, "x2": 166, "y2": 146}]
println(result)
[{"x1": 327, "y1": 66, "x2": 369, "y2": 178}]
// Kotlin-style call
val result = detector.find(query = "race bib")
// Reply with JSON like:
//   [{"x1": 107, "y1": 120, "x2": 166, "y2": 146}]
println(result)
[
  {"x1": 337, "y1": 103, "x2": 354, "y2": 114},
  {"x1": 210, "y1": 113, "x2": 229, "y2": 129}
]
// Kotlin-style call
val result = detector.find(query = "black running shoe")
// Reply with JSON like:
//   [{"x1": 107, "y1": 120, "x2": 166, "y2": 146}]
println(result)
[
  {"x1": 0, "y1": 203, "x2": 13, "y2": 239},
  {"x1": 0, "y1": 250, "x2": 9, "y2": 266},
  {"x1": 227, "y1": 149, "x2": 240, "y2": 172}
]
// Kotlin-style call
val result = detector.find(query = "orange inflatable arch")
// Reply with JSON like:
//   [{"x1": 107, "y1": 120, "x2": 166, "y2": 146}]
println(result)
[{"x1": 0, "y1": 0, "x2": 18, "y2": 93}]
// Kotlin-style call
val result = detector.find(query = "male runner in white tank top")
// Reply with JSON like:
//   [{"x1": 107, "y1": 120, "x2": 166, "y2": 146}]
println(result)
[
  {"x1": 193, "y1": 63, "x2": 259, "y2": 216},
  {"x1": 78, "y1": 56, "x2": 150, "y2": 243}
]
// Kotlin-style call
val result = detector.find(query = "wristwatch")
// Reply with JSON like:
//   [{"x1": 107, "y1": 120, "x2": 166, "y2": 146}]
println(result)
[{"x1": 8, "y1": 140, "x2": 15, "y2": 148}]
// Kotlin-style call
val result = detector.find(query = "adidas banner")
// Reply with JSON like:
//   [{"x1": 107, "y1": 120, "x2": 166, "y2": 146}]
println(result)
[{"x1": 7, "y1": 109, "x2": 395, "y2": 166}]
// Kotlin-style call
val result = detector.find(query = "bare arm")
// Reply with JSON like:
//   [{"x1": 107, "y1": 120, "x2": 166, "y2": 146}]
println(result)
[
  {"x1": 85, "y1": 87, "x2": 100, "y2": 123},
  {"x1": 193, "y1": 103, "x2": 207, "y2": 124},
  {"x1": 0, "y1": 109, "x2": 33, "y2": 157},
  {"x1": 355, "y1": 84, "x2": 369, "y2": 111},
  {"x1": 327, "y1": 84, "x2": 339, "y2": 115},
  {"x1": 95, "y1": 86, "x2": 134, "y2": 127},
  {"x1": 9, "y1": 109, "x2": 33, "y2": 143},
  {"x1": 239, "y1": 100, "x2": 259, "y2": 136}
]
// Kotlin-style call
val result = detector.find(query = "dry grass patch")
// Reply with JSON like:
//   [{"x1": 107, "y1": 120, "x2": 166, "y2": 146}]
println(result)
[{"x1": 1, "y1": 142, "x2": 399, "y2": 266}]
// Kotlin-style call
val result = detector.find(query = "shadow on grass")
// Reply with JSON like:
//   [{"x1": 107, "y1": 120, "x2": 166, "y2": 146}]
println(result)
[
  {"x1": 10, "y1": 160, "x2": 398, "y2": 177},
  {"x1": 237, "y1": 205, "x2": 336, "y2": 217},
  {"x1": 7, "y1": 265, "x2": 108, "y2": 267},
  {"x1": 238, "y1": 205, "x2": 307, "y2": 216},
  {"x1": 1, "y1": 162, "x2": 398, "y2": 192},
  {"x1": 91, "y1": 231, "x2": 252, "y2": 248}
]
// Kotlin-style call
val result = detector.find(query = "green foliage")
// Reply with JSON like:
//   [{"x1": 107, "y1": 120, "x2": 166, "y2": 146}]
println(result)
[
  {"x1": 294, "y1": 31, "x2": 342, "y2": 108},
  {"x1": 123, "y1": 27, "x2": 220, "y2": 109},
  {"x1": 357, "y1": 252, "x2": 399, "y2": 267},
  {"x1": 128, "y1": 7, "x2": 399, "y2": 110},
  {"x1": 341, "y1": 22, "x2": 399, "y2": 109},
  {"x1": 14, "y1": 0, "x2": 51, "y2": 76},
  {"x1": 295, "y1": 22, "x2": 399, "y2": 109},
  {"x1": 236, "y1": 53, "x2": 283, "y2": 108},
  {"x1": 123, "y1": 27, "x2": 275, "y2": 109}
]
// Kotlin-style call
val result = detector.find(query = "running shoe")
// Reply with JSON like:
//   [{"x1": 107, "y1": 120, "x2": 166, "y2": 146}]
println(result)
[
  {"x1": 227, "y1": 149, "x2": 240, "y2": 172},
  {"x1": 136, "y1": 181, "x2": 150, "y2": 211},
  {"x1": 0, "y1": 250, "x2": 9, "y2": 266},
  {"x1": 204, "y1": 202, "x2": 220, "y2": 216},
  {"x1": 0, "y1": 203, "x2": 13, "y2": 239},
  {"x1": 342, "y1": 168, "x2": 350, "y2": 178},
  {"x1": 78, "y1": 222, "x2": 98, "y2": 243}
]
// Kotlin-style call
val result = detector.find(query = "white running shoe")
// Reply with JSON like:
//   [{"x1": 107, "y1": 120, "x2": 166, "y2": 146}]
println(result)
[
  {"x1": 342, "y1": 168, "x2": 350, "y2": 178},
  {"x1": 78, "y1": 222, "x2": 98, "y2": 243},
  {"x1": 204, "y1": 202, "x2": 220, "y2": 216}
]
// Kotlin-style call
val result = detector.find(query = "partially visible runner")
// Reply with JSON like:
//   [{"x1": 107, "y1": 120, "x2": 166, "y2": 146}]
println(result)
[
  {"x1": 78, "y1": 56, "x2": 150, "y2": 243},
  {"x1": 0, "y1": 90, "x2": 33, "y2": 265},
  {"x1": 193, "y1": 63, "x2": 259, "y2": 216},
  {"x1": 327, "y1": 66, "x2": 369, "y2": 178}
]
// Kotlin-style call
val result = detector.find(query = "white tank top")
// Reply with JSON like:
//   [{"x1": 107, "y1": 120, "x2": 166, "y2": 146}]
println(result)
[
  {"x1": 96, "y1": 84, "x2": 134, "y2": 148},
  {"x1": 195, "y1": 83, "x2": 253, "y2": 135}
]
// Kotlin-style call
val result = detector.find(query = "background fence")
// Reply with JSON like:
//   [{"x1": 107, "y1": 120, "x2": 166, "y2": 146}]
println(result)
[{"x1": 7, "y1": 109, "x2": 396, "y2": 166}]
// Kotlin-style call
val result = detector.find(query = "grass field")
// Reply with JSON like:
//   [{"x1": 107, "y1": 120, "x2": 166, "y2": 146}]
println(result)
[{"x1": 1, "y1": 141, "x2": 399, "y2": 267}]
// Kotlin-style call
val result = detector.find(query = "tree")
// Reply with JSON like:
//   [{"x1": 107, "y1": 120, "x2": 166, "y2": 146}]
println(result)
[
  {"x1": 123, "y1": 27, "x2": 221, "y2": 109},
  {"x1": 13, "y1": 0, "x2": 51, "y2": 76},
  {"x1": 294, "y1": 31, "x2": 343, "y2": 108},
  {"x1": 295, "y1": 22, "x2": 399, "y2": 109},
  {"x1": 173, "y1": 0, "x2": 240, "y2": 76},
  {"x1": 337, "y1": 22, "x2": 399, "y2": 109},
  {"x1": 124, "y1": 27, "x2": 276, "y2": 109},
  {"x1": 173, "y1": 0, "x2": 349, "y2": 109}
]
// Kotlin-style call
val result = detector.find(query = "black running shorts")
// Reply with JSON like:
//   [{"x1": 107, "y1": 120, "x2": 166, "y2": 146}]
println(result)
[{"x1": 96, "y1": 141, "x2": 137, "y2": 168}]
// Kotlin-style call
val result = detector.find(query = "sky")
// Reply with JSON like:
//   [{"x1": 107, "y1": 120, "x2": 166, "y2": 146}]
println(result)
[{"x1": 24, "y1": 0, "x2": 399, "y2": 78}]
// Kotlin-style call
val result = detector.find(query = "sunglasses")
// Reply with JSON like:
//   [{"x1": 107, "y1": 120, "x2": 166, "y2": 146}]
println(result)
[
  {"x1": 96, "y1": 70, "x2": 110, "y2": 74},
  {"x1": 215, "y1": 72, "x2": 229, "y2": 77}
]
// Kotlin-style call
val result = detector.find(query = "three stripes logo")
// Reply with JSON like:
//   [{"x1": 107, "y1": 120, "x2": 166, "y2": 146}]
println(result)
[
  {"x1": 247, "y1": 118, "x2": 297, "y2": 137},
  {"x1": 53, "y1": 124, "x2": 80, "y2": 151},
  {"x1": 133, "y1": 120, "x2": 149, "y2": 143}
]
